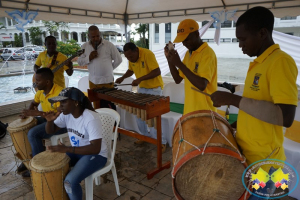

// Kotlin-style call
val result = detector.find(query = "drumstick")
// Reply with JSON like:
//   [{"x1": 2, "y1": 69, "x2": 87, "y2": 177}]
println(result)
[
  {"x1": 191, "y1": 87, "x2": 211, "y2": 97},
  {"x1": 114, "y1": 83, "x2": 132, "y2": 86}
]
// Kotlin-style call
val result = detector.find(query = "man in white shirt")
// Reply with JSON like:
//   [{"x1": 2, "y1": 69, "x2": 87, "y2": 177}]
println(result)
[{"x1": 78, "y1": 25, "x2": 122, "y2": 109}]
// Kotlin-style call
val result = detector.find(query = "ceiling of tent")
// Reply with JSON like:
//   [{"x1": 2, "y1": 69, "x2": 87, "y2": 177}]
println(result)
[{"x1": 0, "y1": 0, "x2": 300, "y2": 25}]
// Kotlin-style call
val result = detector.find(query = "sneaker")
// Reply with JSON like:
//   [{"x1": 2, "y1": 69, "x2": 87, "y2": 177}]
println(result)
[
  {"x1": 21, "y1": 170, "x2": 31, "y2": 177},
  {"x1": 17, "y1": 163, "x2": 27, "y2": 173},
  {"x1": 162, "y1": 144, "x2": 167, "y2": 153},
  {"x1": 134, "y1": 140, "x2": 145, "y2": 145}
]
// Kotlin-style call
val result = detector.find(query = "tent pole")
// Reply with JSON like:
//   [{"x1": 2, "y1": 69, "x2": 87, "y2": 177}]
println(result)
[{"x1": 124, "y1": 13, "x2": 129, "y2": 43}]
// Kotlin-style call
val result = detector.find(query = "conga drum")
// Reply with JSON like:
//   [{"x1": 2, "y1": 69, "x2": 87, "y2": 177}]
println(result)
[
  {"x1": 172, "y1": 110, "x2": 248, "y2": 200},
  {"x1": 7, "y1": 117, "x2": 37, "y2": 168},
  {"x1": 29, "y1": 151, "x2": 70, "y2": 200}
]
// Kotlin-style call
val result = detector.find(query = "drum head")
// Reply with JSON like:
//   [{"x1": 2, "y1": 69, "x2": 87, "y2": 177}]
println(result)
[
  {"x1": 30, "y1": 151, "x2": 70, "y2": 172},
  {"x1": 174, "y1": 153, "x2": 245, "y2": 200},
  {"x1": 7, "y1": 117, "x2": 36, "y2": 132}
]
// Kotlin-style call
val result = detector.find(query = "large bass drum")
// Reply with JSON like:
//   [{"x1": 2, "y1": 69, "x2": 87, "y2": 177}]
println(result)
[{"x1": 172, "y1": 110, "x2": 248, "y2": 200}]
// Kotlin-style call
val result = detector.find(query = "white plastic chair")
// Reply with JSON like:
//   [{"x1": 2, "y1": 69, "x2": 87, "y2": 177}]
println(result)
[
  {"x1": 85, "y1": 108, "x2": 121, "y2": 199},
  {"x1": 77, "y1": 76, "x2": 89, "y2": 93},
  {"x1": 161, "y1": 82, "x2": 185, "y2": 147},
  {"x1": 64, "y1": 76, "x2": 69, "y2": 87}
]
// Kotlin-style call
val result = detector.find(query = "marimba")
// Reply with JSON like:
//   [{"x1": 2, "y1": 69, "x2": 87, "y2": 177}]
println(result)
[{"x1": 88, "y1": 88, "x2": 171, "y2": 179}]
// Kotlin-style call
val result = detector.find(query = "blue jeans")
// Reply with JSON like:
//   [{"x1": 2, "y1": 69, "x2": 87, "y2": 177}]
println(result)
[
  {"x1": 27, "y1": 117, "x2": 67, "y2": 156},
  {"x1": 248, "y1": 167, "x2": 277, "y2": 200},
  {"x1": 64, "y1": 153, "x2": 107, "y2": 200},
  {"x1": 136, "y1": 87, "x2": 167, "y2": 144}
]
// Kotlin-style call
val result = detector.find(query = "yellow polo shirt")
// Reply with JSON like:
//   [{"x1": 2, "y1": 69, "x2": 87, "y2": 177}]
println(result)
[
  {"x1": 179, "y1": 42, "x2": 217, "y2": 115},
  {"x1": 34, "y1": 84, "x2": 63, "y2": 112},
  {"x1": 236, "y1": 44, "x2": 298, "y2": 165},
  {"x1": 128, "y1": 48, "x2": 164, "y2": 89},
  {"x1": 35, "y1": 51, "x2": 69, "y2": 88}
]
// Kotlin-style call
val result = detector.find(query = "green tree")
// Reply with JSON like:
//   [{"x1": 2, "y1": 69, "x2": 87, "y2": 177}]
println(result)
[
  {"x1": 135, "y1": 24, "x2": 149, "y2": 49},
  {"x1": 0, "y1": 22, "x2": 5, "y2": 29},
  {"x1": 28, "y1": 27, "x2": 43, "y2": 45},
  {"x1": 43, "y1": 21, "x2": 69, "y2": 35},
  {"x1": 61, "y1": 30, "x2": 70, "y2": 42},
  {"x1": 14, "y1": 34, "x2": 23, "y2": 47},
  {"x1": 56, "y1": 39, "x2": 81, "y2": 57}
]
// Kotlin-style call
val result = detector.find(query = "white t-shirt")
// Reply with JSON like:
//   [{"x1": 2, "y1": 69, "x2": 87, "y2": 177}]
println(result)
[{"x1": 54, "y1": 109, "x2": 107, "y2": 158}]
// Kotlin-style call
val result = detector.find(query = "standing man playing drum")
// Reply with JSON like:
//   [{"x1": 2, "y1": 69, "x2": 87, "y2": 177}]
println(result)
[
  {"x1": 164, "y1": 19, "x2": 218, "y2": 115},
  {"x1": 18, "y1": 68, "x2": 67, "y2": 177},
  {"x1": 45, "y1": 87, "x2": 107, "y2": 200},
  {"x1": 77, "y1": 25, "x2": 122, "y2": 109},
  {"x1": 210, "y1": 7, "x2": 298, "y2": 199},
  {"x1": 115, "y1": 42, "x2": 167, "y2": 151},
  {"x1": 34, "y1": 36, "x2": 73, "y2": 89}
]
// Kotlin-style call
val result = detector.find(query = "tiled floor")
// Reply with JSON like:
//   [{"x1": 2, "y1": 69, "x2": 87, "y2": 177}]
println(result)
[{"x1": 0, "y1": 114, "x2": 297, "y2": 200}]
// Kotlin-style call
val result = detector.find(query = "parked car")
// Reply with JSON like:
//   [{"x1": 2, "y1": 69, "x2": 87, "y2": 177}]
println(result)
[
  {"x1": 12, "y1": 49, "x2": 25, "y2": 60},
  {"x1": 33, "y1": 47, "x2": 44, "y2": 58},
  {"x1": 115, "y1": 45, "x2": 124, "y2": 53},
  {"x1": 0, "y1": 48, "x2": 25, "y2": 60},
  {"x1": 24, "y1": 47, "x2": 36, "y2": 60}
]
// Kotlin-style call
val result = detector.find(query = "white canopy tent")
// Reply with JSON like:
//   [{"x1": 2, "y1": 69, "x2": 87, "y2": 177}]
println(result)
[{"x1": 1, "y1": 0, "x2": 300, "y2": 28}]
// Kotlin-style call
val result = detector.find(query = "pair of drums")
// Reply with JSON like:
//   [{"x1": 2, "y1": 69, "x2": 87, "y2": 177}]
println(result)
[
  {"x1": 172, "y1": 110, "x2": 248, "y2": 200},
  {"x1": 7, "y1": 117, "x2": 70, "y2": 200}
]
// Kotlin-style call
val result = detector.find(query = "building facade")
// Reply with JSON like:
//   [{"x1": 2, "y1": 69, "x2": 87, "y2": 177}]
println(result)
[
  {"x1": 0, "y1": 17, "x2": 126, "y2": 47},
  {"x1": 149, "y1": 16, "x2": 300, "y2": 58}
]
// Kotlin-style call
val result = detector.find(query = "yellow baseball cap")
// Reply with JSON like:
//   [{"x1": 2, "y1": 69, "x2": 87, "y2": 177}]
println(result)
[{"x1": 173, "y1": 19, "x2": 199, "y2": 43}]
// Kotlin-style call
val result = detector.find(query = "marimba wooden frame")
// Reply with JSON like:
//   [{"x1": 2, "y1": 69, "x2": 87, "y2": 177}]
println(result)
[{"x1": 88, "y1": 89, "x2": 171, "y2": 179}]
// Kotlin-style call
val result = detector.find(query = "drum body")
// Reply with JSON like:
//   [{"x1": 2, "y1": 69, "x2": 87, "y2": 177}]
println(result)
[
  {"x1": 172, "y1": 110, "x2": 247, "y2": 200},
  {"x1": 7, "y1": 117, "x2": 37, "y2": 168},
  {"x1": 29, "y1": 151, "x2": 70, "y2": 200}
]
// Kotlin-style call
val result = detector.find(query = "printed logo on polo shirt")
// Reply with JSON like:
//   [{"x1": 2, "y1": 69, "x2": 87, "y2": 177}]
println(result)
[
  {"x1": 141, "y1": 61, "x2": 145, "y2": 68},
  {"x1": 250, "y1": 73, "x2": 261, "y2": 91},
  {"x1": 193, "y1": 62, "x2": 199, "y2": 73}
]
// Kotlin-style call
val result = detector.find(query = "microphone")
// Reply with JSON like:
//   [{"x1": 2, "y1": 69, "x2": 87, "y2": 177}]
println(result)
[{"x1": 94, "y1": 41, "x2": 98, "y2": 51}]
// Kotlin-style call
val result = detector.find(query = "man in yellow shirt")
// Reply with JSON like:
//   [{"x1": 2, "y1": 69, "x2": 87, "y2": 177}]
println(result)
[
  {"x1": 18, "y1": 68, "x2": 66, "y2": 177},
  {"x1": 115, "y1": 42, "x2": 167, "y2": 151},
  {"x1": 164, "y1": 19, "x2": 217, "y2": 115},
  {"x1": 210, "y1": 7, "x2": 298, "y2": 199},
  {"x1": 34, "y1": 36, "x2": 73, "y2": 88}
]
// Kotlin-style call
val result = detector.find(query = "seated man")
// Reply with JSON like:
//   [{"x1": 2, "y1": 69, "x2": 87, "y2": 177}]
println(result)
[
  {"x1": 18, "y1": 68, "x2": 67, "y2": 177},
  {"x1": 115, "y1": 42, "x2": 167, "y2": 152}
]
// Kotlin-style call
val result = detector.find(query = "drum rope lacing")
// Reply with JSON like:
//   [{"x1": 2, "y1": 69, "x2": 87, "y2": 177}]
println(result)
[{"x1": 10, "y1": 128, "x2": 32, "y2": 163}]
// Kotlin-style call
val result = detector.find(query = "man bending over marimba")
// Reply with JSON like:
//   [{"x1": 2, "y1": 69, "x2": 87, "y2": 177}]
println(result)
[{"x1": 115, "y1": 42, "x2": 167, "y2": 152}]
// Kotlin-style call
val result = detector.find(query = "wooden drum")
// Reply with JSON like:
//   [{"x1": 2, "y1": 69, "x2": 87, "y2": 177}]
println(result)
[
  {"x1": 7, "y1": 117, "x2": 37, "y2": 168},
  {"x1": 172, "y1": 110, "x2": 247, "y2": 200},
  {"x1": 29, "y1": 151, "x2": 70, "y2": 200}
]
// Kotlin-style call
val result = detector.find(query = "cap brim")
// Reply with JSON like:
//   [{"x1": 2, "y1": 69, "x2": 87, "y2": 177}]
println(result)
[
  {"x1": 173, "y1": 33, "x2": 189, "y2": 43},
  {"x1": 48, "y1": 96, "x2": 68, "y2": 104}
]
